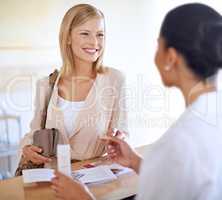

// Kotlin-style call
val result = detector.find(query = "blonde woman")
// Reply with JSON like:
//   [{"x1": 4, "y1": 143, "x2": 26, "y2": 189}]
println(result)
[{"x1": 19, "y1": 4, "x2": 127, "y2": 165}]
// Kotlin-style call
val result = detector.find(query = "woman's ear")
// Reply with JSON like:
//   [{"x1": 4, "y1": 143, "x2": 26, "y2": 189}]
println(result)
[{"x1": 165, "y1": 47, "x2": 178, "y2": 71}]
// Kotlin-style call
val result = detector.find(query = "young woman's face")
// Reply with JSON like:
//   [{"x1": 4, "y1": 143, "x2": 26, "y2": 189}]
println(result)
[{"x1": 70, "y1": 17, "x2": 105, "y2": 64}]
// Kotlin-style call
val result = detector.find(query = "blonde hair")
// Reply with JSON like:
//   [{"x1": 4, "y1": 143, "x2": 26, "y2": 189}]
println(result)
[{"x1": 59, "y1": 4, "x2": 105, "y2": 75}]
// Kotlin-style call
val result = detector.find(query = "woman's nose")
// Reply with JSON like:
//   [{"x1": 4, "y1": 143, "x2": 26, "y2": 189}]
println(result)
[{"x1": 88, "y1": 35, "x2": 98, "y2": 46}]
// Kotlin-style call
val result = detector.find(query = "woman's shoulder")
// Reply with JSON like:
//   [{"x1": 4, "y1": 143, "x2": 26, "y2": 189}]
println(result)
[
  {"x1": 35, "y1": 73, "x2": 56, "y2": 94},
  {"x1": 102, "y1": 66, "x2": 125, "y2": 81},
  {"x1": 36, "y1": 69, "x2": 59, "y2": 87},
  {"x1": 35, "y1": 77, "x2": 51, "y2": 93}
]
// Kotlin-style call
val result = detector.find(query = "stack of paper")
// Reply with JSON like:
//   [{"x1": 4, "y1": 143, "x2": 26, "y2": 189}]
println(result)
[
  {"x1": 72, "y1": 165, "x2": 117, "y2": 184},
  {"x1": 72, "y1": 163, "x2": 133, "y2": 185},
  {"x1": 22, "y1": 169, "x2": 55, "y2": 183}
]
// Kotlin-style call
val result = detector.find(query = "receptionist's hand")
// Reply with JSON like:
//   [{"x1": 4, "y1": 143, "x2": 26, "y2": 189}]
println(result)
[
  {"x1": 23, "y1": 145, "x2": 51, "y2": 164},
  {"x1": 101, "y1": 136, "x2": 142, "y2": 173},
  {"x1": 107, "y1": 128, "x2": 127, "y2": 140},
  {"x1": 51, "y1": 171, "x2": 94, "y2": 200}
]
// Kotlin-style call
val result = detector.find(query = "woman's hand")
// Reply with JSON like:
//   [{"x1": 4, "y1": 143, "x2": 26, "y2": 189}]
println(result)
[
  {"x1": 107, "y1": 128, "x2": 127, "y2": 140},
  {"x1": 101, "y1": 136, "x2": 142, "y2": 173},
  {"x1": 51, "y1": 171, "x2": 94, "y2": 200},
  {"x1": 23, "y1": 145, "x2": 51, "y2": 164}
]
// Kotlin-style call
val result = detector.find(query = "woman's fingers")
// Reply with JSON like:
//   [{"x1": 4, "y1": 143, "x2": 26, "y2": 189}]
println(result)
[
  {"x1": 30, "y1": 151, "x2": 47, "y2": 163},
  {"x1": 54, "y1": 171, "x2": 62, "y2": 177},
  {"x1": 23, "y1": 148, "x2": 29, "y2": 157},
  {"x1": 102, "y1": 136, "x2": 122, "y2": 158},
  {"x1": 29, "y1": 145, "x2": 42, "y2": 153},
  {"x1": 107, "y1": 145, "x2": 119, "y2": 160},
  {"x1": 23, "y1": 145, "x2": 37, "y2": 157},
  {"x1": 53, "y1": 171, "x2": 71, "y2": 183},
  {"x1": 23, "y1": 145, "x2": 33, "y2": 156},
  {"x1": 52, "y1": 185, "x2": 64, "y2": 200},
  {"x1": 23, "y1": 145, "x2": 51, "y2": 164},
  {"x1": 32, "y1": 152, "x2": 51, "y2": 163},
  {"x1": 51, "y1": 171, "x2": 76, "y2": 199},
  {"x1": 51, "y1": 177, "x2": 61, "y2": 188},
  {"x1": 23, "y1": 145, "x2": 41, "y2": 154},
  {"x1": 51, "y1": 184, "x2": 59, "y2": 193},
  {"x1": 101, "y1": 136, "x2": 122, "y2": 146},
  {"x1": 115, "y1": 130, "x2": 126, "y2": 139},
  {"x1": 107, "y1": 128, "x2": 126, "y2": 140},
  {"x1": 54, "y1": 171, "x2": 66, "y2": 180},
  {"x1": 107, "y1": 146, "x2": 117, "y2": 155}
]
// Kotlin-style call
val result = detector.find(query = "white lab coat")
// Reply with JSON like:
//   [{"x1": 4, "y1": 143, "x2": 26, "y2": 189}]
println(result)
[{"x1": 137, "y1": 90, "x2": 222, "y2": 200}]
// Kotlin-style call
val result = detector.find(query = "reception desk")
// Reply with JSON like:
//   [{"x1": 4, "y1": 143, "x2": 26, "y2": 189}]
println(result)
[{"x1": 0, "y1": 145, "x2": 149, "y2": 200}]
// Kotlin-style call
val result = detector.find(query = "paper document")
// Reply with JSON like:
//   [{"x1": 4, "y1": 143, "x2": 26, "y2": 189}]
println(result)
[
  {"x1": 107, "y1": 163, "x2": 133, "y2": 177},
  {"x1": 22, "y1": 169, "x2": 55, "y2": 183},
  {"x1": 72, "y1": 165, "x2": 117, "y2": 184},
  {"x1": 72, "y1": 163, "x2": 133, "y2": 185}
]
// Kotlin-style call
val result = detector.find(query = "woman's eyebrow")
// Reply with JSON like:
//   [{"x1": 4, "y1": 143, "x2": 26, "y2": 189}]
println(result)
[
  {"x1": 78, "y1": 29, "x2": 104, "y2": 33},
  {"x1": 78, "y1": 29, "x2": 90, "y2": 32}
]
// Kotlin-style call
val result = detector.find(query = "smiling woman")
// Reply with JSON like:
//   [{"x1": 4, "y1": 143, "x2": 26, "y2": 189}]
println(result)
[
  {"x1": 59, "y1": 4, "x2": 106, "y2": 75},
  {"x1": 17, "y1": 4, "x2": 128, "y2": 173},
  {"x1": 69, "y1": 18, "x2": 104, "y2": 67}
]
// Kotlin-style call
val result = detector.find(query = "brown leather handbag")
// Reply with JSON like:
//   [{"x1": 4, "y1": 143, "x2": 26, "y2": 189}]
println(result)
[{"x1": 15, "y1": 70, "x2": 59, "y2": 176}]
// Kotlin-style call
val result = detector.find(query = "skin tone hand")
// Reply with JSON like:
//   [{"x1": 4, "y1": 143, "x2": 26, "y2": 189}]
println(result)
[
  {"x1": 107, "y1": 128, "x2": 127, "y2": 140},
  {"x1": 23, "y1": 145, "x2": 52, "y2": 164},
  {"x1": 101, "y1": 136, "x2": 142, "y2": 174},
  {"x1": 51, "y1": 171, "x2": 94, "y2": 200}
]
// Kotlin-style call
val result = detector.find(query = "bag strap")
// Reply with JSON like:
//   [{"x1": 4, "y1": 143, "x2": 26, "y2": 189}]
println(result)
[{"x1": 40, "y1": 69, "x2": 59, "y2": 129}]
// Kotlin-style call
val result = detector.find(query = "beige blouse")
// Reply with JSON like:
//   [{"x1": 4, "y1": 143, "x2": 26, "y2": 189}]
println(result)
[{"x1": 19, "y1": 67, "x2": 127, "y2": 160}]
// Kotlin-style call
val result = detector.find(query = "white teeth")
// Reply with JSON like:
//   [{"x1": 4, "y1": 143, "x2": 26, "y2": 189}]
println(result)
[{"x1": 84, "y1": 48, "x2": 97, "y2": 53}]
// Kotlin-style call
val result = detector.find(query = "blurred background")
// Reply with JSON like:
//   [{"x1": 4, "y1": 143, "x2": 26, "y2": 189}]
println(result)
[{"x1": 0, "y1": 0, "x2": 221, "y2": 179}]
